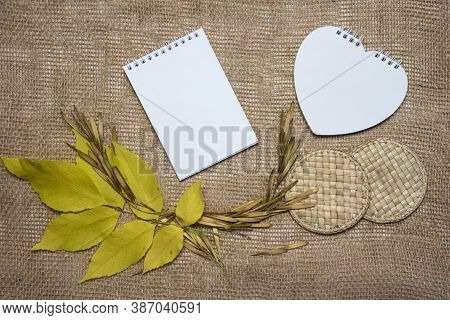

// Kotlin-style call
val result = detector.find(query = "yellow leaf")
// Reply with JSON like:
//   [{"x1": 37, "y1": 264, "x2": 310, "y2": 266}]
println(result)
[
  {"x1": 143, "y1": 225, "x2": 183, "y2": 273},
  {"x1": 4, "y1": 158, "x2": 117, "y2": 212},
  {"x1": 73, "y1": 131, "x2": 124, "y2": 209},
  {"x1": 80, "y1": 220, "x2": 155, "y2": 282},
  {"x1": 1, "y1": 158, "x2": 28, "y2": 179},
  {"x1": 175, "y1": 180, "x2": 205, "y2": 226},
  {"x1": 110, "y1": 141, "x2": 163, "y2": 212},
  {"x1": 32, "y1": 207, "x2": 120, "y2": 252},
  {"x1": 129, "y1": 203, "x2": 159, "y2": 221}
]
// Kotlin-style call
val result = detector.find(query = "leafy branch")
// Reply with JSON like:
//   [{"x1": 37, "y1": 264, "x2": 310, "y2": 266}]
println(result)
[{"x1": 1, "y1": 102, "x2": 317, "y2": 282}]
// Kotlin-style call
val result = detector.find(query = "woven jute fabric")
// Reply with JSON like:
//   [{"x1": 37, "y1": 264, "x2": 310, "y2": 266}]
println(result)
[
  {"x1": 286, "y1": 150, "x2": 370, "y2": 234},
  {"x1": 0, "y1": 0, "x2": 448, "y2": 299},
  {"x1": 351, "y1": 139, "x2": 427, "y2": 223}
]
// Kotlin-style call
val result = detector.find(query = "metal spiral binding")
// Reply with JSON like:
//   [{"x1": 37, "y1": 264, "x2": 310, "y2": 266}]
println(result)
[
  {"x1": 125, "y1": 28, "x2": 201, "y2": 71},
  {"x1": 336, "y1": 26, "x2": 402, "y2": 69},
  {"x1": 374, "y1": 50, "x2": 402, "y2": 69},
  {"x1": 336, "y1": 26, "x2": 363, "y2": 47}
]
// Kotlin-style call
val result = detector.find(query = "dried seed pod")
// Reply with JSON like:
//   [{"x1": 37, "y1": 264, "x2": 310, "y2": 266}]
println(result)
[
  {"x1": 285, "y1": 240, "x2": 308, "y2": 250},
  {"x1": 229, "y1": 198, "x2": 262, "y2": 213},
  {"x1": 88, "y1": 117, "x2": 100, "y2": 146},
  {"x1": 252, "y1": 247, "x2": 288, "y2": 256},
  {"x1": 252, "y1": 240, "x2": 308, "y2": 256},
  {"x1": 97, "y1": 113, "x2": 104, "y2": 144}
]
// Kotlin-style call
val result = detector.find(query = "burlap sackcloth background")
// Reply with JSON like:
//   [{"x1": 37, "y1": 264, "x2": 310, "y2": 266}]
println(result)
[{"x1": 0, "y1": 0, "x2": 448, "y2": 299}]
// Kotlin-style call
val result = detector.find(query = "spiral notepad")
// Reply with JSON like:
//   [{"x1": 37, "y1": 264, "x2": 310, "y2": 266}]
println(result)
[
  {"x1": 124, "y1": 28, "x2": 258, "y2": 180},
  {"x1": 294, "y1": 26, "x2": 408, "y2": 135}
]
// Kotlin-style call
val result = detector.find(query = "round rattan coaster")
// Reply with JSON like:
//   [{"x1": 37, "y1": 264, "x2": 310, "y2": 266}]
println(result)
[
  {"x1": 351, "y1": 139, "x2": 427, "y2": 223},
  {"x1": 286, "y1": 150, "x2": 370, "y2": 234}
]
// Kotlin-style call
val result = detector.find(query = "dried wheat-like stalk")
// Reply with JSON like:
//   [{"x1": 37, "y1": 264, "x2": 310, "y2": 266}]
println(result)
[
  {"x1": 63, "y1": 108, "x2": 156, "y2": 213},
  {"x1": 195, "y1": 102, "x2": 317, "y2": 232}
]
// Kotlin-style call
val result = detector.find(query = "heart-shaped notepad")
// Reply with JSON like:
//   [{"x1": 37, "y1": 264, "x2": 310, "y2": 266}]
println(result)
[{"x1": 294, "y1": 26, "x2": 408, "y2": 135}]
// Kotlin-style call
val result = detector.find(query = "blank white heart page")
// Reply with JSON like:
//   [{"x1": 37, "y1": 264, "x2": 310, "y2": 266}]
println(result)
[{"x1": 294, "y1": 26, "x2": 408, "y2": 135}]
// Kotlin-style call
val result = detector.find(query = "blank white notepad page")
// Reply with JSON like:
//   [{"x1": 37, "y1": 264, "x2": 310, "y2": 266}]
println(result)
[{"x1": 124, "y1": 28, "x2": 258, "y2": 180}]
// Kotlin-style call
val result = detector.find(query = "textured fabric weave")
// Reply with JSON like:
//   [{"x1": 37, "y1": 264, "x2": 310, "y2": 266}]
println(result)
[{"x1": 0, "y1": 0, "x2": 448, "y2": 299}]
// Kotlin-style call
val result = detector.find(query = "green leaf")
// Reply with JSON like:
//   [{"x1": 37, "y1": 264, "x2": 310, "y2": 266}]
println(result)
[
  {"x1": 175, "y1": 180, "x2": 205, "y2": 226},
  {"x1": 143, "y1": 225, "x2": 184, "y2": 273},
  {"x1": 3, "y1": 158, "x2": 119, "y2": 212},
  {"x1": 32, "y1": 207, "x2": 120, "y2": 252},
  {"x1": 110, "y1": 141, "x2": 163, "y2": 212},
  {"x1": 80, "y1": 220, "x2": 155, "y2": 282},
  {"x1": 73, "y1": 131, "x2": 125, "y2": 209}
]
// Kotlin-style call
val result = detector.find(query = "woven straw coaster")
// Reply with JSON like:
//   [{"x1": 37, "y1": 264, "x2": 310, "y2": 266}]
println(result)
[
  {"x1": 286, "y1": 150, "x2": 370, "y2": 234},
  {"x1": 351, "y1": 139, "x2": 427, "y2": 223}
]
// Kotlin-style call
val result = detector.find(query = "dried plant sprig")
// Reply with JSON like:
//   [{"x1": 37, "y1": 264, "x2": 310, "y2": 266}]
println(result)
[
  {"x1": 3, "y1": 102, "x2": 319, "y2": 283},
  {"x1": 62, "y1": 110, "x2": 223, "y2": 264},
  {"x1": 63, "y1": 108, "x2": 156, "y2": 213},
  {"x1": 184, "y1": 229, "x2": 222, "y2": 264},
  {"x1": 276, "y1": 101, "x2": 300, "y2": 189},
  {"x1": 60, "y1": 103, "x2": 315, "y2": 265},
  {"x1": 197, "y1": 102, "x2": 317, "y2": 231}
]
